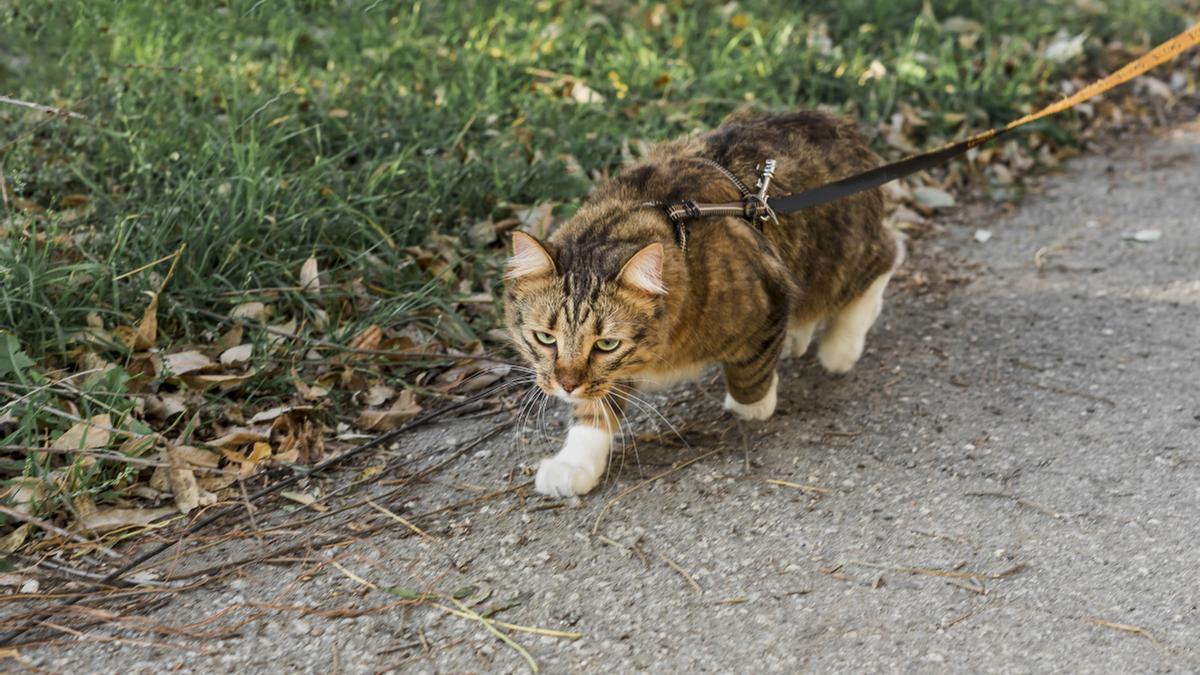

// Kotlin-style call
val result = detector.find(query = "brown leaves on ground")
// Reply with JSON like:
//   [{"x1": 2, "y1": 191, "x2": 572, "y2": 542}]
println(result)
[{"x1": 354, "y1": 389, "x2": 421, "y2": 432}]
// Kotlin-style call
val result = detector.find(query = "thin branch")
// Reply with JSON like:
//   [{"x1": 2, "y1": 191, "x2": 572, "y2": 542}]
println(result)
[{"x1": 0, "y1": 95, "x2": 87, "y2": 120}]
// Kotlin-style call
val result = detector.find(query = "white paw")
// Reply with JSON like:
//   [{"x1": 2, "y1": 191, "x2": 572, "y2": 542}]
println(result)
[
  {"x1": 533, "y1": 426, "x2": 611, "y2": 498},
  {"x1": 784, "y1": 323, "x2": 816, "y2": 358},
  {"x1": 535, "y1": 457, "x2": 600, "y2": 497},
  {"x1": 817, "y1": 335, "x2": 864, "y2": 374},
  {"x1": 723, "y1": 372, "x2": 778, "y2": 421}
]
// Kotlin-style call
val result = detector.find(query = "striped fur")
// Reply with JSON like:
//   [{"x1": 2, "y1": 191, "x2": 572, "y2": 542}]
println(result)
[{"x1": 505, "y1": 109, "x2": 900, "y2": 479}]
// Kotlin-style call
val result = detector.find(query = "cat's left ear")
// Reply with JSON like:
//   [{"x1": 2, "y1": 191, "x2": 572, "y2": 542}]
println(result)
[{"x1": 617, "y1": 243, "x2": 667, "y2": 295}]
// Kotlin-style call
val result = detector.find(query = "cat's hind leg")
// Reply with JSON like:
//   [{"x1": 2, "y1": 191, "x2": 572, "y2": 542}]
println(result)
[
  {"x1": 783, "y1": 318, "x2": 818, "y2": 358},
  {"x1": 816, "y1": 271, "x2": 891, "y2": 374}
]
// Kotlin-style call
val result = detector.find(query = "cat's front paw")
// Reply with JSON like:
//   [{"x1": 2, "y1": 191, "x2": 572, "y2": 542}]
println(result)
[
  {"x1": 533, "y1": 425, "x2": 612, "y2": 498},
  {"x1": 723, "y1": 372, "x2": 778, "y2": 421},
  {"x1": 535, "y1": 457, "x2": 600, "y2": 497}
]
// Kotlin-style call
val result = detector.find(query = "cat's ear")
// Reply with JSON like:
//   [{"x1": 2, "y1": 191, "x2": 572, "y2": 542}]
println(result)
[
  {"x1": 617, "y1": 243, "x2": 667, "y2": 295},
  {"x1": 506, "y1": 231, "x2": 555, "y2": 280}
]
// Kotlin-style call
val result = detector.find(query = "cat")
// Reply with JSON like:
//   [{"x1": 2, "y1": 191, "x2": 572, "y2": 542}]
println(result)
[{"x1": 503, "y1": 109, "x2": 903, "y2": 497}]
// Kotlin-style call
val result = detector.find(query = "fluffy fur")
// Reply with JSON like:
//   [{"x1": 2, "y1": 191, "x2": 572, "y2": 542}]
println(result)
[{"x1": 504, "y1": 109, "x2": 903, "y2": 497}]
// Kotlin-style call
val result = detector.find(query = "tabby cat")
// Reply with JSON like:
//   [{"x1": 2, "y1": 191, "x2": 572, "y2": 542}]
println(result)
[{"x1": 504, "y1": 109, "x2": 903, "y2": 497}]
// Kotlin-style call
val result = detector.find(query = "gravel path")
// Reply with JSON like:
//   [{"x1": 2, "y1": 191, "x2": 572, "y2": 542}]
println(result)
[{"x1": 13, "y1": 118, "x2": 1200, "y2": 674}]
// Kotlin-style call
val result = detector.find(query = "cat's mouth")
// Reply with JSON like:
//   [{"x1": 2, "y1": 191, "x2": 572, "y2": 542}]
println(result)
[{"x1": 542, "y1": 380, "x2": 605, "y2": 404}]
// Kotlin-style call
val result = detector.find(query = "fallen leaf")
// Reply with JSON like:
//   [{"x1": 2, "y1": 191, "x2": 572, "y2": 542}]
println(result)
[
  {"x1": 271, "y1": 412, "x2": 324, "y2": 464},
  {"x1": 182, "y1": 369, "x2": 257, "y2": 391},
  {"x1": 299, "y1": 256, "x2": 321, "y2": 294},
  {"x1": 348, "y1": 324, "x2": 384, "y2": 352},
  {"x1": 0, "y1": 524, "x2": 32, "y2": 553},
  {"x1": 161, "y1": 351, "x2": 216, "y2": 377},
  {"x1": 77, "y1": 507, "x2": 176, "y2": 533},
  {"x1": 360, "y1": 383, "x2": 395, "y2": 407},
  {"x1": 249, "y1": 405, "x2": 313, "y2": 425},
  {"x1": 219, "y1": 344, "x2": 253, "y2": 367},
  {"x1": 568, "y1": 81, "x2": 604, "y2": 105},
  {"x1": 231, "y1": 301, "x2": 271, "y2": 322},
  {"x1": 145, "y1": 393, "x2": 188, "y2": 419},
  {"x1": 198, "y1": 464, "x2": 240, "y2": 492},
  {"x1": 433, "y1": 360, "x2": 511, "y2": 393},
  {"x1": 1043, "y1": 31, "x2": 1087, "y2": 63},
  {"x1": 354, "y1": 390, "x2": 421, "y2": 432},
  {"x1": 266, "y1": 318, "x2": 297, "y2": 346},
  {"x1": 171, "y1": 445, "x2": 222, "y2": 469},
  {"x1": 913, "y1": 186, "x2": 956, "y2": 209},
  {"x1": 280, "y1": 491, "x2": 328, "y2": 512},
  {"x1": 127, "y1": 294, "x2": 158, "y2": 351},
  {"x1": 206, "y1": 427, "x2": 270, "y2": 448},
  {"x1": 50, "y1": 414, "x2": 112, "y2": 451},
  {"x1": 218, "y1": 323, "x2": 245, "y2": 350},
  {"x1": 329, "y1": 108, "x2": 349, "y2": 119},
  {"x1": 166, "y1": 447, "x2": 216, "y2": 514}
]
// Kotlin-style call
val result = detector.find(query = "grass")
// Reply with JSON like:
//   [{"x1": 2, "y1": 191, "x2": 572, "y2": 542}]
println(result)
[{"x1": 0, "y1": 1, "x2": 1196, "y2": 536}]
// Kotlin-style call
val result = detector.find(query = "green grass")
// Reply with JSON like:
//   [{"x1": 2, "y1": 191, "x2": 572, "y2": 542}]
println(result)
[{"x1": 0, "y1": 1, "x2": 1195, "y2": 530}]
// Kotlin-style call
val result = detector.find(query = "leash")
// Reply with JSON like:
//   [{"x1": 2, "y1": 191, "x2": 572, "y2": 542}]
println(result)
[{"x1": 654, "y1": 21, "x2": 1200, "y2": 233}]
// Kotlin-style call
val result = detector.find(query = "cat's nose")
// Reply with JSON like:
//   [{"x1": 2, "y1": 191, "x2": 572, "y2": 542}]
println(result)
[{"x1": 558, "y1": 375, "x2": 580, "y2": 393}]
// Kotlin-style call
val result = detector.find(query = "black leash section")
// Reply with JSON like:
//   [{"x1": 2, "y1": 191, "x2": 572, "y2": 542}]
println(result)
[
  {"x1": 768, "y1": 129, "x2": 999, "y2": 214},
  {"x1": 0, "y1": 386, "x2": 504, "y2": 647},
  {"x1": 661, "y1": 21, "x2": 1200, "y2": 222}
]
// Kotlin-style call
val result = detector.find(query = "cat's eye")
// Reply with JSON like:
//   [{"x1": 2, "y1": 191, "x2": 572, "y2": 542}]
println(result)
[
  {"x1": 594, "y1": 338, "x2": 621, "y2": 352},
  {"x1": 534, "y1": 331, "x2": 557, "y2": 346}
]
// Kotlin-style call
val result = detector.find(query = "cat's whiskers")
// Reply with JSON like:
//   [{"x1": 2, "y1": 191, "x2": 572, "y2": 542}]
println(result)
[
  {"x1": 601, "y1": 394, "x2": 622, "y2": 486},
  {"x1": 605, "y1": 390, "x2": 642, "y2": 483},
  {"x1": 608, "y1": 384, "x2": 691, "y2": 451}
]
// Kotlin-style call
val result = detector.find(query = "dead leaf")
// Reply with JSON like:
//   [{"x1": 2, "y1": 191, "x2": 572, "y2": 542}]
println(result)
[
  {"x1": 218, "y1": 323, "x2": 245, "y2": 350},
  {"x1": 249, "y1": 405, "x2": 313, "y2": 425},
  {"x1": 145, "y1": 393, "x2": 188, "y2": 419},
  {"x1": 160, "y1": 351, "x2": 216, "y2": 378},
  {"x1": 433, "y1": 360, "x2": 511, "y2": 393},
  {"x1": 348, "y1": 324, "x2": 383, "y2": 352},
  {"x1": 328, "y1": 108, "x2": 349, "y2": 119},
  {"x1": 271, "y1": 412, "x2": 324, "y2": 464},
  {"x1": 569, "y1": 81, "x2": 605, "y2": 105},
  {"x1": 182, "y1": 369, "x2": 257, "y2": 391},
  {"x1": 166, "y1": 446, "x2": 216, "y2": 514},
  {"x1": 354, "y1": 390, "x2": 421, "y2": 432},
  {"x1": 219, "y1": 343, "x2": 253, "y2": 367},
  {"x1": 77, "y1": 507, "x2": 176, "y2": 533},
  {"x1": 281, "y1": 491, "x2": 328, "y2": 512},
  {"x1": 266, "y1": 319, "x2": 297, "y2": 346},
  {"x1": 198, "y1": 464, "x2": 239, "y2": 492},
  {"x1": 172, "y1": 445, "x2": 221, "y2": 469},
  {"x1": 360, "y1": 383, "x2": 395, "y2": 407},
  {"x1": 294, "y1": 378, "x2": 329, "y2": 401},
  {"x1": 913, "y1": 186, "x2": 956, "y2": 209},
  {"x1": 206, "y1": 427, "x2": 270, "y2": 448},
  {"x1": 125, "y1": 294, "x2": 158, "y2": 351},
  {"x1": 50, "y1": 414, "x2": 112, "y2": 451},
  {"x1": 230, "y1": 301, "x2": 271, "y2": 322},
  {"x1": 299, "y1": 256, "x2": 320, "y2": 294},
  {"x1": 0, "y1": 524, "x2": 32, "y2": 553}
]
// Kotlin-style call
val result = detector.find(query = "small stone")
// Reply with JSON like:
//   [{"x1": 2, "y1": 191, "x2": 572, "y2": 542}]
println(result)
[
  {"x1": 973, "y1": 228, "x2": 993, "y2": 243},
  {"x1": 1124, "y1": 229, "x2": 1162, "y2": 243},
  {"x1": 913, "y1": 186, "x2": 956, "y2": 209}
]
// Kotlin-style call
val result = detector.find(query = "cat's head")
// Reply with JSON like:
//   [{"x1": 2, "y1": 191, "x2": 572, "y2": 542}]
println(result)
[{"x1": 503, "y1": 231, "x2": 668, "y2": 403}]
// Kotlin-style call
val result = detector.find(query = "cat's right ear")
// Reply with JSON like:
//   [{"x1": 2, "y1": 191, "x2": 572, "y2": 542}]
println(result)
[{"x1": 505, "y1": 231, "x2": 556, "y2": 280}]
